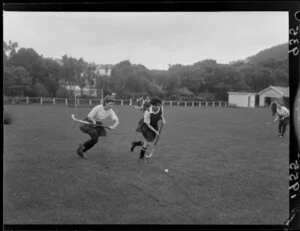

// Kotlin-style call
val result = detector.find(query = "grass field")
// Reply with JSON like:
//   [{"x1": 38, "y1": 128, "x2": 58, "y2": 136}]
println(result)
[{"x1": 3, "y1": 104, "x2": 289, "y2": 224}]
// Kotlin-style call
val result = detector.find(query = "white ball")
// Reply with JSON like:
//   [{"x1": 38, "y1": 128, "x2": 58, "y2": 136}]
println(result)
[{"x1": 164, "y1": 169, "x2": 169, "y2": 173}]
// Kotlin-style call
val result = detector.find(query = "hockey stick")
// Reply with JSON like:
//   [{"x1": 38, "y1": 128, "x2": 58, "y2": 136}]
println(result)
[
  {"x1": 145, "y1": 122, "x2": 164, "y2": 158},
  {"x1": 71, "y1": 114, "x2": 110, "y2": 128}
]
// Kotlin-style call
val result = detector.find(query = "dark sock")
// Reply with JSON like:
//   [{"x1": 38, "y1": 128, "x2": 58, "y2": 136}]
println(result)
[
  {"x1": 139, "y1": 146, "x2": 147, "y2": 159},
  {"x1": 281, "y1": 125, "x2": 286, "y2": 137}
]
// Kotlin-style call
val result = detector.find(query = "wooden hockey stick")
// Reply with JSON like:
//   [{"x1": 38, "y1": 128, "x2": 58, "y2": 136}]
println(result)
[
  {"x1": 145, "y1": 122, "x2": 164, "y2": 158},
  {"x1": 71, "y1": 114, "x2": 110, "y2": 128}
]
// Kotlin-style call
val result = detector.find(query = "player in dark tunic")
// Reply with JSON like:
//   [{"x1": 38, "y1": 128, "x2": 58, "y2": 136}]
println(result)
[{"x1": 131, "y1": 97, "x2": 166, "y2": 159}]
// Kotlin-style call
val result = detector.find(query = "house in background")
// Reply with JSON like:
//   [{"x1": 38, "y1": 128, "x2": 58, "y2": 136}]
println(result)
[
  {"x1": 63, "y1": 85, "x2": 98, "y2": 97},
  {"x1": 227, "y1": 92, "x2": 257, "y2": 108},
  {"x1": 95, "y1": 64, "x2": 114, "y2": 76},
  {"x1": 257, "y1": 86, "x2": 289, "y2": 107}
]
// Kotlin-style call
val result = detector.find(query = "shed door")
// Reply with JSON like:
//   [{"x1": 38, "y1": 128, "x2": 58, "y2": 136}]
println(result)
[{"x1": 248, "y1": 96, "x2": 251, "y2": 107}]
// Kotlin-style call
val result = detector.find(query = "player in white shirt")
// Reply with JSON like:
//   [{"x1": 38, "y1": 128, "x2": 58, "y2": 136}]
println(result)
[
  {"x1": 76, "y1": 95, "x2": 119, "y2": 158},
  {"x1": 270, "y1": 99, "x2": 290, "y2": 138}
]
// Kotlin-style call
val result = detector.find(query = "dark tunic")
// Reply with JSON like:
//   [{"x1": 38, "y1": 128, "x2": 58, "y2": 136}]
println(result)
[{"x1": 136, "y1": 106, "x2": 163, "y2": 142}]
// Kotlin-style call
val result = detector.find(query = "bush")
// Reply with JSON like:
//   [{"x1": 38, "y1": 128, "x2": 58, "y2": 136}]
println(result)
[
  {"x1": 29, "y1": 83, "x2": 49, "y2": 97},
  {"x1": 56, "y1": 87, "x2": 70, "y2": 98}
]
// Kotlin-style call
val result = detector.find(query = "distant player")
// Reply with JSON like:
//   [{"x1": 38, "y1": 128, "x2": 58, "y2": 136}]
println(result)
[
  {"x1": 145, "y1": 96, "x2": 150, "y2": 103},
  {"x1": 76, "y1": 95, "x2": 119, "y2": 158},
  {"x1": 135, "y1": 97, "x2": 145, "y2": 111},
  {"x1": 269, "y1": 99, "x2": 290, "y2": 138},
  {"x1": 135, "y1": 96, "x2": 151, "y2": 112},
  {"x1": 131, "y1": 97, "x2": 166, "y2": 159}
]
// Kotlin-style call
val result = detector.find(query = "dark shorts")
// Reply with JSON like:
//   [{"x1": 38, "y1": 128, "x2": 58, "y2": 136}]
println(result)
[
  {"x1": 279, "y1": 117, "x2": 290, "y2": 125},
  {"x1": 136, "y1": 118, "x2": 157, "y2": 142},
  {"x1": 280, "y1": 116, "x2": 289, "y2": 126},
  {"x1": 80, "y1": 117, "x2": 106, "y2": 137}
]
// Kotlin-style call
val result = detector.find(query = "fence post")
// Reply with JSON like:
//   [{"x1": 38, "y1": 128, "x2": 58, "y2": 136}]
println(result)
[
  {"x1": 199, "y1": 101, "x2": 201, "y2": 107},
  {"x1": 77, "y1": 98, "x2": 80, "y2": 106},
  {"x1": 65, "y1": 98, "x2": 68, "y2": 106},
  {"x1": 206, "y1": 101, "x2": 208, "y2": 107},
  {"x1": 185, "y1": 101, "x2": 187, "y2": 107},
  {"x1": 121, "y1": 100, "x2": 123, "y2": 106},
  {"x1": 219, "y1": 101, "x2": 221, "y2": 107},
  {"x1": 170, "y1": 101, "x2": 172, "y2": 106},
  {"x1": 177, "y1": 101, "x2": 179, "y2": 106},
  {"x1": 212, "y1": 101, "x2": 215, "y2": 107},
  {"x1": 40, "y1": 97, "x2": 43, "y2": 105},
  {"x1": 162, "y1": 100, "x2": 164, "y2": 106},
  {"x1": 53, "y1": 98, "x2": 56, "y2": 105},
  {"x1": 26, "y1": 96, "x2": 29, "y2": 104},
  {"x1": 89, "y1": 99, "x2": 92, "y2": 105},
  {"x1": 192, "y1": 101, "x2": 194, "y2": 107}
]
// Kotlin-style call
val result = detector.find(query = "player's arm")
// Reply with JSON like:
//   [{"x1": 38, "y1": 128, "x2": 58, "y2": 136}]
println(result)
[
  {"x1": 144, "y1": 110, "x2": 159, "y2": 135},
  {"x1": 108, "y1": 111, "x2": 119, "y2": 129}
]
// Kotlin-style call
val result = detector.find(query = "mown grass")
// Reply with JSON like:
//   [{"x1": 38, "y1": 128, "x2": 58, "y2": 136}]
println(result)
[{"x1": 3, "y1": 104, "x2": 289, "y2": 224}]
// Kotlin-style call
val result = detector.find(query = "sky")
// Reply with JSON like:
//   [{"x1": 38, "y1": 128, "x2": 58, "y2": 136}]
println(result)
[{"x1": 3, "y1": 12, "x2": 288, "y2": 70}]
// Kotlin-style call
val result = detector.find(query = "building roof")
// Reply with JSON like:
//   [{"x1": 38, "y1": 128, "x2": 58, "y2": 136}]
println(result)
[
  {"x1": 257, "y1": 86, "x2": 289, "y2": 97},
  {"x1": 227, "y1": 92, "x2": 257, "y2": 95}
]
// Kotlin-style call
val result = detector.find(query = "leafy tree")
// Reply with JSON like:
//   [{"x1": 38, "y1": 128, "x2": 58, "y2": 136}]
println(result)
[
  {"x1": 42, "y1": 58, "x2": 63, "y2": 96},
  {"x1": 3, "y1": 40, "x2": 18, "y2": 64},
  {"x1": 29, "y1": 83, "x2": 49, "y2": 97},
  {"x1": 81, "y1": 62, "x2": 97, "y2": 97},
  {"x1": 60, "y1": 55, "x2": 83, "y2": 97},
  {"x1": 3, "y1": 65, "x2": 32, "y2": 96}
]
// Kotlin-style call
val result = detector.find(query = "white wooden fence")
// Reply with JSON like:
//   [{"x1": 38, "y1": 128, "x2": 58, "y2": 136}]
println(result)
[{"x1": 3, "y1": 96, "x2": 228, "y2": 107}]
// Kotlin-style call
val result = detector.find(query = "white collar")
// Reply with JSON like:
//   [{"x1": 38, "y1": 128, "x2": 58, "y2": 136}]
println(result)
[{"x1": 150, "y1": 106, "x2": 160, "y2": 114}]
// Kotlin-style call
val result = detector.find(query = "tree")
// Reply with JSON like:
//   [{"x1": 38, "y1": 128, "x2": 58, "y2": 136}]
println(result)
[
  {"x1": 274, "y1": 69, "x2": 288, "y2": 86},
  {"x1": 178, "y1": 87, "x2": 194, "y2": 99},
  {"x1": 3, "y1": 40, "x2": 19, "y2": 64},
  {"x1": 60, "y1": 55, "x2": 82, "y2": 97},
  {"x1": 4, "y1": 65, "x2": 32, "y2": 96},
  {"x1": 7, "y1": 47, "x2": 45, "y2": 85},
  {"x1": 82, "y1": 62, "x2": 97, "y2": 97},
  {"x1": 42, "y1": 58, "x2": 63, "y2": 96},
  {"x1": 109, "y1": 60, "x2": 133, "y2": 94}
]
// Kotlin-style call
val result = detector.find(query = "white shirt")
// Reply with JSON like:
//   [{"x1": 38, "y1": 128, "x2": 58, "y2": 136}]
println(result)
[
  {"x1": 87, "y1": 105, "x2": 118, "y2": 122},
  {"x1": 276, "y1": 106, "x2": 289, "y2": 117}
]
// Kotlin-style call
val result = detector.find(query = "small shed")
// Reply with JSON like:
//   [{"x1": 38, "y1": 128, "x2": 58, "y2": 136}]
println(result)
[
  {"x1": 227, "y1": 92, "x2": 256, "y2": 108},
  {"x1": 257, "y1": 86, "x2": 289, "y2": 107}
]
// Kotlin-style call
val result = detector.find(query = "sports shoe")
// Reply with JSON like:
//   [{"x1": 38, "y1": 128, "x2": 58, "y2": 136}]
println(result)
[
  {"x1": 77, "y1": 143, "x2": 86, "y2": 158},
  {"x1": 131, "y1": 141, "x2": 135, "y2": 152}
]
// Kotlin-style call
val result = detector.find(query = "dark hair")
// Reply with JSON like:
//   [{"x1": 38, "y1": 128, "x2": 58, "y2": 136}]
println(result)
[
  {"x1": 271, "y1": 102, "x2": 277, "y2": 117},
  {"x1": 103, "y1": 95, "x2": 115, "y2": 105},
  {"x1": 150, "y1": 97, "x2": 162, "y2": 106}
]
